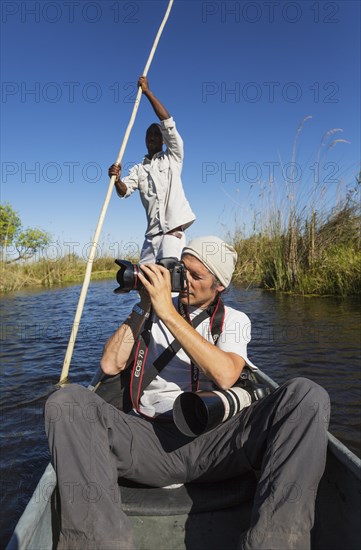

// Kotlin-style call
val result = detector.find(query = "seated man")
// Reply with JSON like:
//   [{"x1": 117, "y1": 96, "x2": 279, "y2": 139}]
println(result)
[{"x1": 45, "y1": 235, "x2": 330, "y2": 550}]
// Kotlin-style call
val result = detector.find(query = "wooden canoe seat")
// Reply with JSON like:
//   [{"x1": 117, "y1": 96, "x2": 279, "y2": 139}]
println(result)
[{"x1": 119, "y1": 473, "x2": 257, "y2": 516}]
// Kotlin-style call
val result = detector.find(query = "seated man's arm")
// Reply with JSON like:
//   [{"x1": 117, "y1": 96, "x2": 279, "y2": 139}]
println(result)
[
  {"x1": 101, "y1": 294, "x2": 151, "y2": 375},
  {"x1": 137, "y1": 266, "x2": 246, "y2": 390},
  {"x1": 164, "y1": 318, "x2": 245, "y2": 390}
]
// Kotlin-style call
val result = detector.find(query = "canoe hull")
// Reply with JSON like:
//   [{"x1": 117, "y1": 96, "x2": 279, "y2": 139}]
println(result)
[{"x1": 6, "y1": 370, "x2": 361, "y2": 550}]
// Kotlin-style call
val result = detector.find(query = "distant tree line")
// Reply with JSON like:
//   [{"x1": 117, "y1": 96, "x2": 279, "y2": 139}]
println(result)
[{"x1": 0, "y1": 203, "x2": 51, "y2": 262}]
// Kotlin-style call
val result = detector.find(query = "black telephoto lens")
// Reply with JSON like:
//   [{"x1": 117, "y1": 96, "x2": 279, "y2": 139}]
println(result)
[{"x1": 173, "y1": 388, "x2": 252, "y2": 437}]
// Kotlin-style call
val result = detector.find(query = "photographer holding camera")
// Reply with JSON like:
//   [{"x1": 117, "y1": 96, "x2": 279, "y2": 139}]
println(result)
[
  {"x1": 108, "y1": 76, "x2": 195, "y2": 263},
  {"x1": 45, "y1": 236, "x2": 330, "y2": 550}
]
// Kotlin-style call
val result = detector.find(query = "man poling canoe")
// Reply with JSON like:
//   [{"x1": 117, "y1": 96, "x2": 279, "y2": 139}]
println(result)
[
  {"x1": 109, "y1": 76, "x2": 196, "y2": 263},
  {"x1": 58, "y1": 1, "x2": 175, "y2": 385}
]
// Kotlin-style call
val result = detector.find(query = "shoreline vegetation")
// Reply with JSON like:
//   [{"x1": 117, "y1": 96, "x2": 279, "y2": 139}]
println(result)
[
  {"x1": 1, "y1": 200, "x2": 360, "y2": 296},
  {"x1": 1, "y1": 118, "x2": 360, "y2": 296},
  {"x1": 232, "y1": 200, "x2": 360, "y2": 296},
  {"x1": 0, "y1": 256, "x2": 119, "y2": 293}
]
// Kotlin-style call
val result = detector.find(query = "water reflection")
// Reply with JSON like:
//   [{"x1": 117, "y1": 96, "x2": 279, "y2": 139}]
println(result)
[
  {"x1": 226, "y1": 286, "x2": 361, "y2": 452},
  {"x1": 0, "y1": 281, "x2": 360, "y2": 544}
]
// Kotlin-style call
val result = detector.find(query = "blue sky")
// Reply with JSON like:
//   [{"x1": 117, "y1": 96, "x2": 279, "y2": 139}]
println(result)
[{"x1": 1, "y1": 0, "x2": 360, "y2": 261}]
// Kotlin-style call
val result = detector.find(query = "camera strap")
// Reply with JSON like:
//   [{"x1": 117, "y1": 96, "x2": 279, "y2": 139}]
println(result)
[
  {"x1": 130, "y1": 295, "x2": 225, "y2": 412},
  {"x1": 178, "y1": 295, "x2": 225, "y2": 392}
]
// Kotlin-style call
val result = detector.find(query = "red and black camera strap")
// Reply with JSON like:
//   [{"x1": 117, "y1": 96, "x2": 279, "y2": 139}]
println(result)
[
  {"x1": 178, "y1": 296, "x2": 225, "y2": 393},
  {"x1": 130, "y1": 295, "x2": 225, "y2": 412}
]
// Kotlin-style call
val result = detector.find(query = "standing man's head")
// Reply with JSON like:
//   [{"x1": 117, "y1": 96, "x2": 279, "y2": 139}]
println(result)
[
  {"x1": 180, "y1": 236, "x2": 238, "y2": 308},
  {"x1": 145, "y1": 123, "x2": 163, "y2": 159}
]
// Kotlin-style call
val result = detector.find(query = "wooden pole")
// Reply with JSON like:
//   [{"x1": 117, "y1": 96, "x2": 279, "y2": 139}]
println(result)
[{"x1": 59, "y1": 0, "x2": 174, "y2": 384}]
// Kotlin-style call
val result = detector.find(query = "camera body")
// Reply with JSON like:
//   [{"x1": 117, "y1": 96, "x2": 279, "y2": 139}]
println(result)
[
  {"x1": 237, "y1": 369, "x2": 271, "y2": 403},
  {"x1": 114, "y1": 257, "x2": 187, "y2": 294}
]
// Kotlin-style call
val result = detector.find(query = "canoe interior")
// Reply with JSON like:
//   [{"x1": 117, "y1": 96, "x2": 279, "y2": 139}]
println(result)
[{"x1": 6, "y1": 371, "x2": 361, "y2": 550}]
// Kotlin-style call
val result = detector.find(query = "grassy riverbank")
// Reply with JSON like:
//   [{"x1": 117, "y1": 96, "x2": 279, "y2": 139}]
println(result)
[
  {"x1": 1, "y1": 202, "x2": 360, "y2": 296},
  {"x1": 0, "y1": 256, "x2": 118, "y2": 293},
  {"x1": 232, "y1": 201, "x2": 361, "y2": 296}
]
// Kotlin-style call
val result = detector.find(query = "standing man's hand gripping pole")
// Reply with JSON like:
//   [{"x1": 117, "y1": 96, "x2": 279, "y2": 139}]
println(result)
[{"x1": 109, "y1": 163, "x2": 127, "y2": 197}]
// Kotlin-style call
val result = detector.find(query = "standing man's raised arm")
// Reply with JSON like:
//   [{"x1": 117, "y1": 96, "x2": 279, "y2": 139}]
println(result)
[{"x1": 139, "y1": 76, "x2": 170, "y2": 121}]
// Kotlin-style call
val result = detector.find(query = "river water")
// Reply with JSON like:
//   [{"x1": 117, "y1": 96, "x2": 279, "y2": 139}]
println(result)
[{"x1": 1, "y1": 280, "x2": 360, "y2": 546}]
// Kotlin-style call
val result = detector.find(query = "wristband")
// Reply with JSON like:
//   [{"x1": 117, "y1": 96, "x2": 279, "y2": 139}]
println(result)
[{"x1": 132, "y1": 303, "x2": 150, "y2": 318}]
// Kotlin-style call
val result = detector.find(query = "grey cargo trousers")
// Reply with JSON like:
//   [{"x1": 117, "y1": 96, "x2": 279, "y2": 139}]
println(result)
[{"x1": 45, "y1": 377, "x2": 330, "y2": 550}]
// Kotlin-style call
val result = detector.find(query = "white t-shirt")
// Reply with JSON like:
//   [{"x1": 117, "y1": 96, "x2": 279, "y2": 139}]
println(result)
[{"x1": 138, "y1": 299, "x2": 255, "y2": 417}]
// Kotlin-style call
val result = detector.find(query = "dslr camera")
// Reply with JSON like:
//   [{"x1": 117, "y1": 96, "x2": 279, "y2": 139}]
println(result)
[{"x1": 114, "y1": 257, "x2": 187, "y2": 293}]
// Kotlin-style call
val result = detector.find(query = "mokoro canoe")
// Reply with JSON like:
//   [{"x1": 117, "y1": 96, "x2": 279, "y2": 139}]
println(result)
[{"x1": 6, "y1": 369, "x2": 361, "y2": 550}]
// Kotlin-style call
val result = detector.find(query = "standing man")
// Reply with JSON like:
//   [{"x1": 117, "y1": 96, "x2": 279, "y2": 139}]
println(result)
[
  {"x1": 109, "y1": 76, "x2": 196, "y2": 263},
  {"x1": 45, "y1": 236, "x2": 330, "y2": 550}
]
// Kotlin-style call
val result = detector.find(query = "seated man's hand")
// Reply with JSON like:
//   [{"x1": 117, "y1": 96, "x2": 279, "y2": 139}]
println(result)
[
  {"x1": 137, "y1": 264, "x2": 173, "y2": 321},
  {"x1": 108, "y1": 163, "x2": 121, "y2": 182}
]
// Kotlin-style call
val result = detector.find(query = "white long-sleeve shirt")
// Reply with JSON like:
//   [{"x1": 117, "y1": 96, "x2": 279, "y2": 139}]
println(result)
[{"x1": 120, "y1": 117, "x2": 196, "y2": 237}]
